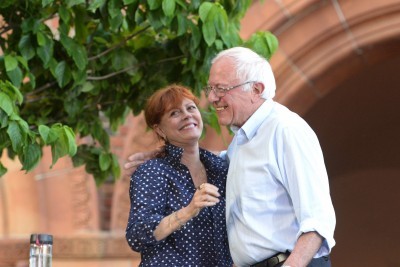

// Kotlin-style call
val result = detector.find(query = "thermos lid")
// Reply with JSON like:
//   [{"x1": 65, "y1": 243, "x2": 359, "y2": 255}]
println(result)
[{"x1": 30, "y1": 234, "x2": 53, "y2": 245}]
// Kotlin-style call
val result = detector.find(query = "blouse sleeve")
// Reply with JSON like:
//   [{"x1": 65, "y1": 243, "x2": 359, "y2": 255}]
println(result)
[{"x1": 125, "y1": 160, "x2": 168, "y2": 252}]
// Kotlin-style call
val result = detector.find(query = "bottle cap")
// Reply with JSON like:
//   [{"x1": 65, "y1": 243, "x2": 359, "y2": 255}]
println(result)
[{"x1": 30, "y1": 234, "x2": 53, "y2": 245}]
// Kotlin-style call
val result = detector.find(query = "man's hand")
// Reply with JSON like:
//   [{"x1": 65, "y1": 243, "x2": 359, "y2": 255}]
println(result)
[{"x1": 123, "y1": 148, "x2": 163, "y2": 177}]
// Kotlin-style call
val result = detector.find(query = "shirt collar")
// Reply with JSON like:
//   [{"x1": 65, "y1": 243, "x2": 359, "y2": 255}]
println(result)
[
  {"x1": 231, "y1": 98, "x2": 275, "y2": 141},
  {"x1": 163, "y1": 142, "x2": 227, "y2": 174},
  {"x1": 164, "y1": 142, "x2": 184, "y2": 163}
]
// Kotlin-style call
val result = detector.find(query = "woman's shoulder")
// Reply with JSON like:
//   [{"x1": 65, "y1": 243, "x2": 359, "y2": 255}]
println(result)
[
  {"x1": 134, "y1": 157, "x2": 173, "y2": 175},
  {"x1": 199, "y1": 148, "x2": 228, "y2": 170}
]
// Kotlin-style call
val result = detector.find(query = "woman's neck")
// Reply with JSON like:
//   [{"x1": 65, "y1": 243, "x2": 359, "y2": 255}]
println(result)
[
  {"x1": 180, "y1": 143, "x2": 200, "y2": 166},
  {"x1": 179, "y1": 143, "x2": 207, "y2": 188}
]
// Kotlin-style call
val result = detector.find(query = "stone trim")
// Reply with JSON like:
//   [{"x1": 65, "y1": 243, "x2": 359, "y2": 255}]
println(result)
[{"x1": 0, "y1": 235, "x2": 138, "y2": 264}]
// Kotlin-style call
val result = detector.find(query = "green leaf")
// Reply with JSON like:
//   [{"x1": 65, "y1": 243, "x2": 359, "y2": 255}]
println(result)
[
  {"x1": 0, "y1": 92, "x2": 14, "y2": 116},
  {"x1": 0, "y1": 128, "x2": 10, "y2": 148},
  {"x1": 55, "y1": 61, "x2": 72, "y2": 87},
  {"x1": 37, "y1": 40, "x2": 54, "y2": 67},
  {"x1": 4, "y1": 55, "x2": 18, "y2": 72},
  {"x1": 175, "y1": 0, "x2": 186, "y2": 9},
  {"x1": 189, "y1": 22, "x2": 201, "y2": 51},
  {"x1": 74, "y1": 6, "x2": 89, "y2": 43},
  {"x1": 66, "y1": 0, "x2": 85, "y2": 8},
  {"x1": 50, "y1": 125, "x2": 69, "y2": 167},
  {"x1": 17, "y1": 119, "x2": 30, "y2": 135},
  {"x1": 264, "y1": 32, "x2": 279, "y2": 58},
  {"x1": 39, "y1": 125, "x2": 59, "y2": 144},
  {"x1": 162, "y1": 0, "x2": 175, "y2": 17},
  {"x1": 71, "y1": 44, "x2": 88, "y2": 70},
  {"x1": 36, "y1": 31, "x2": 46, "y2": 46},
  {"x1": 93, "y1": 123, "x2": 110, "y2": 150},
  {"x1": 0, "y1": 109, "x2": 9, "y2": 128},
  {"x1": 199, "y1": 2, "x2": 213, "y2": 22},
  {"x1": 63, "y1": 126, "x2": 77, "y2": 156},
  {"x1": 109, "y1": 13, "x2": 124, "y2": 30},
  {"x1": 108, "y1": 0, "x2": 122, "y2": 18},
  {"x1": 18, "y1": 35, "x2": 36, "y2": 60},
  {"x1": 60, "y1": 34, "x2": 74, "y2": 56},
  {"x1": 88, "y1": 0, "x2": 106, "y2": 12},
  {"x1": 99, "y1": 152, "x2": 111, "y2": 171},
  {"x1": 39, "y1": 125, "x2": 50, "y2": 143},
  {"x1": 111, "y1": 154, "x2": 121, "y2": 178},
  {"x1": 7, "y1": 67, "x2": 23, "y2": 88},
  {"x1": 245, "y1": 31, "x2": 279, "y2": 60},
  {"x1": 0, "y1": 80, "x2": 23, "y2": 105},
  {"x1": 81, "y1": 82, "x2": 94, "y2": 92},
  {"x1": 27, "y1": 73, "x2": 36, "y2": 89},
  {"x1": 21, "y1": 19, "x2": 34, "y2": 34},
  {"x1": 6, "y1": 121, "x2": 23, "y2": 153},
  {"x1": 42, "y1": 0, "x2": 54, "y2": 7},
  {"x1": 176, "y1": 14, "x2": 187, "y2": 36},
  {"x1": 123, "y1": 0, "x2": 136, "y2": 4},
  {"x1": 21, "y1": 142, "x2": 42, "y2": 172},
  {"x1": 148, "y1": 0, "x2": 161, "y2": 10},
  {"x1": 58, "y1": 5, "x2": 70, "y2": 23},
  {"x1": 16, "y1": 56, "x2": 29, "y2": 71},
  {"x1": 214, "y1": 7, "x2": 228, "y2": 36},
  {"x1": 202, "y1": 21, "x2": 216, "y2": 46},
  {"x1": 0, "y1": 162, "x2": 7, "y2": 177}
]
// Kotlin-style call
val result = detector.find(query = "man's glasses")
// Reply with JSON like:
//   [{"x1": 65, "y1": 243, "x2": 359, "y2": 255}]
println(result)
[{"x1": 203, "y1": 81, "x2": 256, "y2": 97}]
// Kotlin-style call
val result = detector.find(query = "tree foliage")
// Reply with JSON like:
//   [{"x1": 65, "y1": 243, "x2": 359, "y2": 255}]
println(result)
[{"x1": 0, "y1": 0, "x2": 278, "y2": 184}]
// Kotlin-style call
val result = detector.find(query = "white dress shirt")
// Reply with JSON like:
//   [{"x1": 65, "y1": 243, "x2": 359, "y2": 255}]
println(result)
[{"x1": 225, "y1": 99, "x2": 336, "y2": 267}]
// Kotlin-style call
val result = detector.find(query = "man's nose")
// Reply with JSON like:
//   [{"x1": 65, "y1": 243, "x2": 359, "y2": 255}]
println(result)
[{"x1": 207, "y1": 90, "x2": 219, "y2": 103}]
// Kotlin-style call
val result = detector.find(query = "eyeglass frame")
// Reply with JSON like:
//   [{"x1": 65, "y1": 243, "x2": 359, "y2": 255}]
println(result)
[{"x1": 203, "y1": 81, "x2": 256, "y2": 97}]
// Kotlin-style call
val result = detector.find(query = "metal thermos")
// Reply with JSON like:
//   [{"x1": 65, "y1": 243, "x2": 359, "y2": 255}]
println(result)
[{"x1": 29, "y1": 234, "x2": 53, "y2": 267}]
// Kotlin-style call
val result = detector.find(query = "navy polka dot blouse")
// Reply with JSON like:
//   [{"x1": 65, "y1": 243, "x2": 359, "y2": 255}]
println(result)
[{"x1": 126, "y1": 143, "x2": 232, "y2": 267}]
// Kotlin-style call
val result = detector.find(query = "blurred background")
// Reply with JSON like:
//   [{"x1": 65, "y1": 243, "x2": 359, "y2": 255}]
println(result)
[{"x1": 1, "y1": 0, "x2": 400, "y2": 266}]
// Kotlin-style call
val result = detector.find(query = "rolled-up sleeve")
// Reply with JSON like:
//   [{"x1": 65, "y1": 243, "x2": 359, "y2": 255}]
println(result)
[
  {"x1": 279, "y1": 121, "x2": 336, "y2": 255},
  {"x1": 125, "y1": 160, "x2": 168, "y2": 252}
]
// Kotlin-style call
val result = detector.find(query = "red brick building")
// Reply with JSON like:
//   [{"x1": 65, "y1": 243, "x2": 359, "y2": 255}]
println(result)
[{"x1": 1, "y1": 0, "x2": 400, "y2": 266}]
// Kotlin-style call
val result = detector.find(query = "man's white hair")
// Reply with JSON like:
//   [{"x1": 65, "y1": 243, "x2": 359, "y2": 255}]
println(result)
[{"x1": 211, "y1": 47, "x2": 276, "y2": 99}]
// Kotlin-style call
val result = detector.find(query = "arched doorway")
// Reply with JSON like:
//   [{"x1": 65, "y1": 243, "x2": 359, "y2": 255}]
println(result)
[{"x1": 241, "y1": 0, "x2": 400, "y2": 265}]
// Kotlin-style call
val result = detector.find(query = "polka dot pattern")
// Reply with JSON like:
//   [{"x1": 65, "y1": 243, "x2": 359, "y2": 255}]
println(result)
[{"x1": 126, "y1": 143, "x2": 232, "y2": 267}]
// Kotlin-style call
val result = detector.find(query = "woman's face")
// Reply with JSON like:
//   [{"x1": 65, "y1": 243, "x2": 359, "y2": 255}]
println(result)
[{"x1": 155, "y1": 98, "x2": 203, "y2": 147}]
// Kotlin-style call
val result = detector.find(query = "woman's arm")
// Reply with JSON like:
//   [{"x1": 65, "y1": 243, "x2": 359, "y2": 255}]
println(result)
[{"x1": 153, "y1": 183, "x2": 221, "y2": 240}]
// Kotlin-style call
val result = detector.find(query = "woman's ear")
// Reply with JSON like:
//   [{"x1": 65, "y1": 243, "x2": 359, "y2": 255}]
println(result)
[{"x1": 154, "y1": 125, "x2": 167, "y2": 141}]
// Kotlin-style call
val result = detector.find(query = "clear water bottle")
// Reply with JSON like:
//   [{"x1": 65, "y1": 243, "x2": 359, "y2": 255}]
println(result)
[{"x1": 29, "y1": 233, "x2": 53, "y2": 267}]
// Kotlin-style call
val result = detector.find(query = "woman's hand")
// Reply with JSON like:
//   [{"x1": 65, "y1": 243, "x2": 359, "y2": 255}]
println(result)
[{"x1": 186, "y1": 183, "x2": 221, "y2": 217}]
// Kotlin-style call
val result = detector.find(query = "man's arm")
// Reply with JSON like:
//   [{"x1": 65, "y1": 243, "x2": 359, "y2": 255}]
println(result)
[{"x1": 283, "y1": 231, "x2": 323, "y2": 267}]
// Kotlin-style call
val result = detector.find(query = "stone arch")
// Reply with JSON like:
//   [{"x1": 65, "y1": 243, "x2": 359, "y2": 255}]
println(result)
[
  {"x1": 241, "y1": 0, "x2": 400, "y2": 265},
  {"x1": 242, "y1": 0, "x2": 400, "y2": 113}
]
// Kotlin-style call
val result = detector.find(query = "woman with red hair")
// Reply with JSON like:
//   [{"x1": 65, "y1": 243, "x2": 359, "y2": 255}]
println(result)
[{"x1": 125, "y1": 84, "x2": 232, "y2": 267}]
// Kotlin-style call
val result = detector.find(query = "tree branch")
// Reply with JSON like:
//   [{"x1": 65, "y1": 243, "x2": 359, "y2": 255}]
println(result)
[
  {"x1": 86, "y1": 54, "x2": 186, "y2": 81},
  {"x1": 157, "y1": 55, "x2": 185, "y2": 63},
  {"x1": 0, "y1": 25, "x2": 13, "y2": 36},
  {"x1": 88, "y1": 25, "x2": 151, "y2": 61},
  {"x1": 86, "y1": 66, "x2": 137, "y2": 81},
  {"x1": 25, "y1": 81, "x2": 58, "y2": 97}
]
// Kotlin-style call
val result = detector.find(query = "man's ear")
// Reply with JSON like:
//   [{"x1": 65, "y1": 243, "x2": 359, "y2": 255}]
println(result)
[{"x1": 251, "y1": 82, "x2": 265, "y2": 102}]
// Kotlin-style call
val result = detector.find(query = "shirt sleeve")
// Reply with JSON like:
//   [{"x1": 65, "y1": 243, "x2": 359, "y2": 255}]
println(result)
[
  {"x1": 278, "y1": 120, "x2": 336, "y2": 255},
  {"x1": 219, "y1": 150, "x2": 227, "y2": 160},
  {"x1": 125, "y1": 160, "x2": 168, "y2": 252}
]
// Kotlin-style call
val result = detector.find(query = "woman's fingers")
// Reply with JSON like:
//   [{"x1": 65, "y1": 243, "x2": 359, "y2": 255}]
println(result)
[{"x1": 198, "y1": 183, "x2": 220, "y2": 197}]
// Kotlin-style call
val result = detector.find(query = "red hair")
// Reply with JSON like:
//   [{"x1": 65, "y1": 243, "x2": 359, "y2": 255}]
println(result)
[{"x1": 145, "y1": 84, "x2": 199, "y2": 129}]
